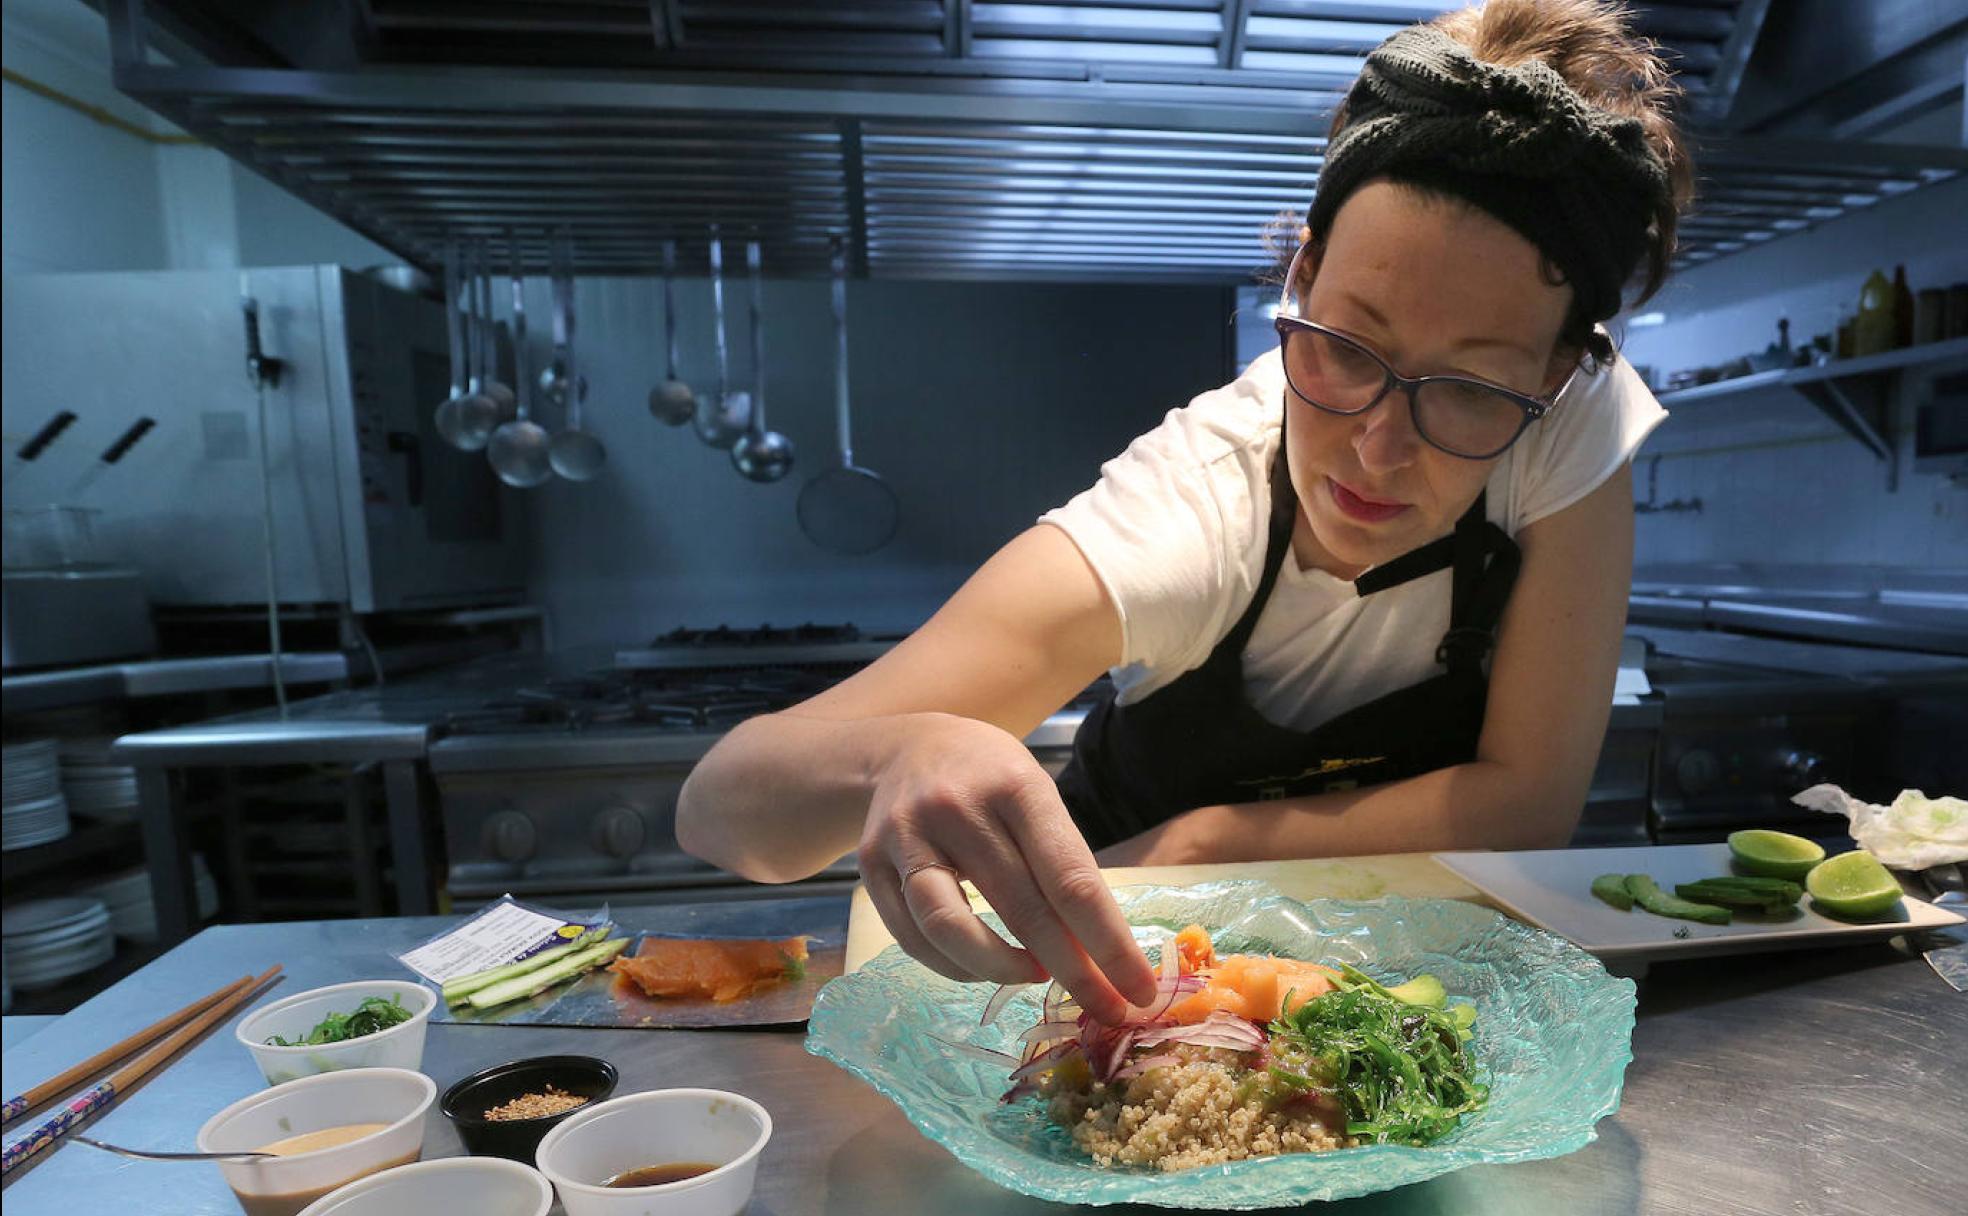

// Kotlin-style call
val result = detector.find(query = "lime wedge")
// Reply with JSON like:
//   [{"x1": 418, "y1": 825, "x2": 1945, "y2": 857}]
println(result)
[
  {"x1": 1805, "y1": 850, "x2": 1903, "y2": 920},
  {"x1": 1727, "y1": 829, "x2": 1825, "y2": 879}
]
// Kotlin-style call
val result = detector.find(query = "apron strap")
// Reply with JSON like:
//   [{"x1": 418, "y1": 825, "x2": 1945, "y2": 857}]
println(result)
[
  {"x1": 1216, "y1": 439, "x2": 1300, "y2": 660},
  {"x1": 1438, "y1": 508, "x2": 1520, "y2": 676}
]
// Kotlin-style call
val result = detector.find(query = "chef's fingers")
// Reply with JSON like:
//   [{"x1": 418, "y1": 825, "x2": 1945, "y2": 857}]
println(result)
[
  {"x1": 914, "y1": 817, "x2": 1131, "y2": 1022},
  {"x1": 993, "y1": 784, "x2": 1159, "y2": 1008},
  {"x1": 861, "y1": 849, "x2": 975, "y2": 983},
  {"x1": 901, "y1": 861, "x2": 1047, "y2": 988}
]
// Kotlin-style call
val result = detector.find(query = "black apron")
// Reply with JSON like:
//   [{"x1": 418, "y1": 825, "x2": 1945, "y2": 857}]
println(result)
[{"x1": 1056, "y1": 442, "x2": 1522, "y2": 852}]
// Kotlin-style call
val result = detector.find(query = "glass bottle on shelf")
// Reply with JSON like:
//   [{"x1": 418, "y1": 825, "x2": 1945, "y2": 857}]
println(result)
[
  {"x1": 1891, "y1": 264, "x2": 1915, "y2": 349},
  {"x1": 1853, "y1": 269, "x2": 1894, "y2": 357}
]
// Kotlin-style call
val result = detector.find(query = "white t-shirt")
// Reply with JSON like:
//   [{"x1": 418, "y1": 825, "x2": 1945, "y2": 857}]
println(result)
[{"x1": 1040, "y1": 346, "x2": 1666, "y2": 730}]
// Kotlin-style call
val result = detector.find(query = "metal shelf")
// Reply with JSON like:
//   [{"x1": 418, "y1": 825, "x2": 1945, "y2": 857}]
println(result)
[
  {"x1": 1658, "y1": 336, "x2": 1968, "y2": 489},
  {"x1": 103, "y1": 1, "x2": 1965, "y2": 282}
]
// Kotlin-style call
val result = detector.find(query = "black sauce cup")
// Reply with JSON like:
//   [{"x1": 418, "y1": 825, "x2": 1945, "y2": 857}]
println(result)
[{"x1": 441, "y1": 1055, "x2": 619, "y2": 1162}]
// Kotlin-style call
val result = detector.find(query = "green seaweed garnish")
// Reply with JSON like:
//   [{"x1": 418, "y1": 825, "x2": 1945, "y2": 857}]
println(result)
[
  {"x1": 266, "y1": 995, "x2": 412, "y2": 1046},
  {"x1": 1264, "y1": 966, "x2": 1487, "y2": 1146}
]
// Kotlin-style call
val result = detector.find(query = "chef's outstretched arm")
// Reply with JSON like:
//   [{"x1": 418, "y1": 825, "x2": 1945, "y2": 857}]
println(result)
[
  {"x1": 676, "y1": 523, "x2": 1160, "y2": 1022},
  {"x1": 1095, "y1": 465, "x2": 1636, "y2": 867}
]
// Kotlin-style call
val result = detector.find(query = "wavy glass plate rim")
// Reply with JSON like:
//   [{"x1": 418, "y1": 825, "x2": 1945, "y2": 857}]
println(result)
[{"x1": 806, "y1": 882, "x2": 1637, "y2": 1208}]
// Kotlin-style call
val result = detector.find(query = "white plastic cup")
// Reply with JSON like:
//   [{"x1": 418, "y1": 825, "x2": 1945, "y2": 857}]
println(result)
[
  {"x1": 236, "y1": 980, "x2": 436, "y2": 1086},
  {"x1": 535, "y1": 1089, "x2": 773, "y2": 1216},
  {"x1": 296, "y1": 1157, "x2": 553, "y2": 1216},
  {"x1": 196, "y1": 1067, "x2": 437, "y2": 1216}
]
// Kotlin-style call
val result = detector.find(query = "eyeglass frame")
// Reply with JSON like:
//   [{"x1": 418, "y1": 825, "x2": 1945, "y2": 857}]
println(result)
[{"x1": 1272, "y1": 243, "x2": 1581, "y2": 461}]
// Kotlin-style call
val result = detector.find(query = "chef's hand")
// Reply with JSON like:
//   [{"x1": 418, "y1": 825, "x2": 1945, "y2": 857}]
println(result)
[{"x1": 859, "y1": 713, "x2": 1159, "y2": 1023}]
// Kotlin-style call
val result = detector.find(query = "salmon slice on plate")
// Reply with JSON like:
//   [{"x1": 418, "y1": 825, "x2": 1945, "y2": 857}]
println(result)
[{"x1": 611, "y1": 936, "x2": 810, "y2": 1003}]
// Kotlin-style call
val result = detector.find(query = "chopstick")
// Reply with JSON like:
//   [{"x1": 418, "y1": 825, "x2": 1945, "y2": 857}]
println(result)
[
  {"x1": 2, "y1": 974, "x2": 256, "y2": 1130},
  {"x1": 0, "y1": 965, "x2": 281, "y2": 1179}
]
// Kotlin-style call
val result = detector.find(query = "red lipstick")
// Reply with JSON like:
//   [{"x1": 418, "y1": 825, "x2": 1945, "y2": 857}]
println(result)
[{"x1": 1327, "y1": 477, "x2": 1411, "y2": 524}]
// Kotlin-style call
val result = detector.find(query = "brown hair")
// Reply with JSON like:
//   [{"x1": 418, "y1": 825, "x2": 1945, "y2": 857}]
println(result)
[{"x1": 1276, "y1": 0, "x2": 1695, "y2": 364}]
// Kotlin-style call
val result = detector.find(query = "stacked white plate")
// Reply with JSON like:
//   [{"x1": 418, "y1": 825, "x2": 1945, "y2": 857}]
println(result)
[
  {"x1": 59, "y1": 737, "x2": 140, "y2": 823},
  {"x1": 83, "y1": 856, "x2": 220, "y2": 943},
  {"x1": 3, "y1": 739, "x2": 71, "y2": 851},
  {"x1": 1, "y1": 896, "x2": 114, "y2": 992}
]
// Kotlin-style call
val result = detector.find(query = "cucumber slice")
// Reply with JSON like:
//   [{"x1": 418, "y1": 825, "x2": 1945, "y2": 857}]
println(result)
[
  {"x1": 1591, "y1": 873, "x2": 1635, "y2": 911},
  {"x1": 441, "y1": 930, "x2": 603, "y2": 1005},
  {"x1": 1624, "y1": 874, "x2": 1732, "y2": 926},
  {"x1": 466, "y1": 938, "x2": 631, "y2": 1010}
]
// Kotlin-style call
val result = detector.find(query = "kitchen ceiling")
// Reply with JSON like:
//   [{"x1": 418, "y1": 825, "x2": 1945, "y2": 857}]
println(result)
[{"x1": 108, "y1": 1, "x2": 1965, "y2": 281}]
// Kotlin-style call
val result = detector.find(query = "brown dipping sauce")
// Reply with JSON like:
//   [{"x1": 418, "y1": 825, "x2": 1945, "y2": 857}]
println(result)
[{"x1": 606, "y1": 1162, "x2": 719, "y2": 1188}]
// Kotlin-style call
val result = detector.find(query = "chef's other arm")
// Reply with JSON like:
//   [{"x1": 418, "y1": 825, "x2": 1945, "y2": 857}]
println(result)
[
  {"x1": 1097, "y1": 464, "x2": 1634, "y2": 867},
  {"x1": 676, "y1": 524, "x2": 1160, "y2": 1021}
]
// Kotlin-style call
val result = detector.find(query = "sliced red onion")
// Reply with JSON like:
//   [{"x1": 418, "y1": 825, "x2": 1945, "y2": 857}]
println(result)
[
  {"x1": 1008, "y1": 1039, "x2": 1079, "y2": 1083},
  {"x1": 1118, "y1": 971, "x2": 1206, "y2": 1023},
  {"x1": 1111, "y1": 1052, "x2": 1183, "y2": 1082},
  {"x1": 929, "y1": 1034, "x2": 1020, "y2": 1068},
  {"x1": 1018, "y1": 1019, "x2": 1081, "y2": 1047},
  {"x1": 1130, "y1": 1012, "x2": 1265, "y2": 1052},
  {"x1": 980, "y1": 981, "x2": 1032, "y2": 1027}
]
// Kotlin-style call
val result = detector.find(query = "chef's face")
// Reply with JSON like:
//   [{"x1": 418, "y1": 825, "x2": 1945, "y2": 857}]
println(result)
[{"x1": 1283, "y1": 179, "x2": 1575, "y2": 577}]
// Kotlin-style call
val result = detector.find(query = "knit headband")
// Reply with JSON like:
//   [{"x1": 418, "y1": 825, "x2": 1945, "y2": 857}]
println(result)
[{"x1": 1305, "y1": 24, "x2": 1673, "y2": 326}]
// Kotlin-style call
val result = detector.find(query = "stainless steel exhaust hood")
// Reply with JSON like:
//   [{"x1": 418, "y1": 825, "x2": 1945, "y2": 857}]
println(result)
[{"x1": 104, "y1": 1, "x2": 1965, "y2": 282}]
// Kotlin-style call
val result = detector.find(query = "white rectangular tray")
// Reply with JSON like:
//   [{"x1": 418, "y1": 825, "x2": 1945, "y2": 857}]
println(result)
[{"x1": 1434, "y1": 843, "x2": 1962, "y2": 965}]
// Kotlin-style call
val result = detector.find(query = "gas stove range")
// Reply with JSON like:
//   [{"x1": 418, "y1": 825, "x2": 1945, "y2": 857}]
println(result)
[
  {"x1": 436, "y1": 666, "x2": 850, "y2": 737},
  {"x1": 614, "y1": 621, "x2": 897, "y2": 671},
  {"x1": 426, "y1": 624, "x2": 1094, "y2": 906}
]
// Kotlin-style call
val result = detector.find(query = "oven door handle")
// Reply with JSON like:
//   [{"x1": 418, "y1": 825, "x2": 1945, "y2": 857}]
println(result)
[{"x1": 386, "y1": 430, "x2": 423, "y2": 506}]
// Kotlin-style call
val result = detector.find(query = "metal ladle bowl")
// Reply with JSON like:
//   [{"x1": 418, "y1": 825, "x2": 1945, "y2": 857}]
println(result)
[
  {"x1": 730, "y1": 236, "x2": 793, "y2": 483},
  {"x1": 732, "y1": 428, "x2": 794, "y2": 483},
  {"x1": 649, "y1": 380, "x2": 695, "y2": 426},
  {"x1": 648, "y1": 238, "x2": 695, "y2": 426},
  {"x1": 692, "y1": 229, "x2": 751, "y2": 450},
  {"x1": 694, "y1": 388, "x2": 751, "y2": 450},
  {"x1": 440, "y1": 242, "x2": 504, "y2": 451},
  {"x1": 546, "y1": 230, "x2": 606, "y2": 481},
  {"x1": 486, "y1": 231, "x2": 554, "y2": 488}
]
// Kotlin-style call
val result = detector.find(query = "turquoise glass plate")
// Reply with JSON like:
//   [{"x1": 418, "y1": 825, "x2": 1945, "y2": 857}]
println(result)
[{"x1": 806, "y1": 882, "x2": 1636, "y2": 1208}]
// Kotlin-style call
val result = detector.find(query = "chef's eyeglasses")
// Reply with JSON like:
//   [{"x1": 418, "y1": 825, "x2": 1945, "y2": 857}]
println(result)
[{"x1": 1273, "y1": 244, "x2": 1578, "y2": 460}]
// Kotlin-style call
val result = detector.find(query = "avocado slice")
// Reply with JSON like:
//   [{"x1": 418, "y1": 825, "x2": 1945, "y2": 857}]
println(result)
[{"x1": 1385, "y1": 973, "x2": 1447, "y2": 1008}]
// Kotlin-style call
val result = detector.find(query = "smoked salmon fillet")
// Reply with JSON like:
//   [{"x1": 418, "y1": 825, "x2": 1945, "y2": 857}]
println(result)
[{"x1": 610, "y1": 936, "x2": 810, "y2": 1003}]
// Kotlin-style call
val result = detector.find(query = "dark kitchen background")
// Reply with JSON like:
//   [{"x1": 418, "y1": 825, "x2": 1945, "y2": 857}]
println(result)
[{"x1": 2, "y1": 0, "x2": 1964, "y2": 1016}]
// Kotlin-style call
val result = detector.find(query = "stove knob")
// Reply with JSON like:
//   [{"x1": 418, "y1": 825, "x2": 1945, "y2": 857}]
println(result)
[
  {"x1": 1675, "y1": 748, "x2": 1719, "y2": 795},
  {"x1": 592, "y1": 805, "x2": 647, "y2": 859},
  {"x1": 484, "y1": 810, "x2": 537, "y2": 863},
  {"x1": 1779, "y1": 750, "x2": 1826, "y2": 791}
]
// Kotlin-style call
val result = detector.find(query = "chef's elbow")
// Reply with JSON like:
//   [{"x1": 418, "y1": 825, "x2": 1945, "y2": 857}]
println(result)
[
  {"x1": 675, "y1": 768, "x2": 808, "y2": 885},
  {"x1": 675, "y1": 770, "x2": 735, "y2": 870}
]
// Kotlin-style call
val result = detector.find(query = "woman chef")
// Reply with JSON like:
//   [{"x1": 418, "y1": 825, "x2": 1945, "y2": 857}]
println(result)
[{"x1": 679, "y1": 0, "x2": 1692, "y2": 1023}]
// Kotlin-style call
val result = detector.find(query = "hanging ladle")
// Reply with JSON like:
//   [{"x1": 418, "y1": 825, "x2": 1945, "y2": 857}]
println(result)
[
  {"x1": 485, "y1": 229, "x2": 555, "y2": 488},
  {"x1": 548, "y1": 228, "x2": 606, "y2": 481},
  {"x1": 475, "y1": 238, "x2": 518, "y2": 423},
  {"x1": 648, "y1": 237, "x2": 695, "y2": 426},
  {"x1": 731, "y1": 236, "x2": 794, "y2": 483},
  {"x1": 436, "y1": 239, "x2": 499, "y2": 451},
  {"x1": 691, "y1": 227, "x2": 751, "y2": 450},
  {"x1": 797, "y1": 237, "x2": 897, "y2": 553}
]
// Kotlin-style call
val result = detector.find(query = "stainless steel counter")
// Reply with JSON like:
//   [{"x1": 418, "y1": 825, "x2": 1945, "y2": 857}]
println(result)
[
  {"x1": 1, "y1": 903, "x2": 1961, "y2": 1216},
  {"x1": 2, "y1": 652, "x2": 352, "y2": 715},
  {"x1": 1630, "y1": 565, "x2": 1968, "y2": 656}
]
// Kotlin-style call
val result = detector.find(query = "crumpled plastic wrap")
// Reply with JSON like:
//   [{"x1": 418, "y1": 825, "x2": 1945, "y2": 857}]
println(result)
[
  {"x1": 1792, "y1": 785, "x2": 1968, "y2": 869},
  {"x1": 806, "y1": 882, "x2": 1635, "y2": 1208}
]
